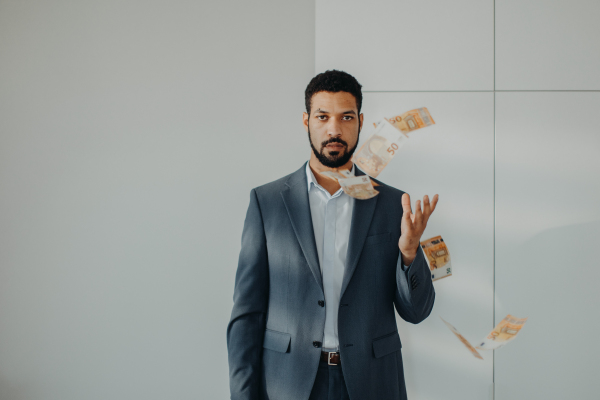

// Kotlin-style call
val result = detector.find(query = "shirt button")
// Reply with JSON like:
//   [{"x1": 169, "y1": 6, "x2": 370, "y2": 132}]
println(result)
[
  {"x1": 313, "y1": 341, "x2": 322, "y2": 348},
  {"x1": 318, "y1": 300, "x2": 325, "y2": 307}
]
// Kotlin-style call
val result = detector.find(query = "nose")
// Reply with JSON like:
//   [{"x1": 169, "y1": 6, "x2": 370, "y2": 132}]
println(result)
[{"x1": 326, "y1": 118, "x2": 342, "y2": 137}]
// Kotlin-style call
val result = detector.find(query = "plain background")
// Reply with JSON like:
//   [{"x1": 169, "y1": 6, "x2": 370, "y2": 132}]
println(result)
[
  {"x1": 0, "y1": 0, "x2": 314, "y2": 399},
  {"x1": 1, "y1": 1, "x2": 599, "y2": 400}
]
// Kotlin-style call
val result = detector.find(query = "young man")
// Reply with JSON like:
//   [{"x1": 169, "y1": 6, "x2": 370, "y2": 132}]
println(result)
[{"x1": 227, "y1": 70, "x2": 438, "y2": 400}]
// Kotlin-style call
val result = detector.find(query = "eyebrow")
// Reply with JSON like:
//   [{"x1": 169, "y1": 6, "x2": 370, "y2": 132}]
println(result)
[{"x1": 314, "y1": 109, "x2": 356, "y2": 115}]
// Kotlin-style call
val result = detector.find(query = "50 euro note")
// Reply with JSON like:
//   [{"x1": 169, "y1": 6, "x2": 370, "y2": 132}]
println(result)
[
  {"x1": 476, "y1": 315, "x2": 528, "y2": 350},
  {"x1": 352, "y1": 119, "x2": 409, "y2": 178},
  {"x1": 387, "y1": 107, "x2": 435, "y2": 135},
  {"x1": 440, "y1": 317, "x2": 483, "y2": 360},
  {"x1": 371, "y1": 108, "x2": 435, "y2": 133},
  {"x1": 420, "y1": 235, "x2": 452, "y2": 281},
  {"x1": 319, "y1": 169, "x2": 353, "y2": 181},
  {"x1": 316, "y1": 169, "x2": 379, "y2": 200},
  {"x1": 319, "y1": 169, "x2": 380, "y2": 186},
  {"x1": 338, "y1": 175, "x2": 379, "y2": 200}
]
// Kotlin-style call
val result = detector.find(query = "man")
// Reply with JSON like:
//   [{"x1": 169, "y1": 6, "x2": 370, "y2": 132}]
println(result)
[{"x1": 227, "y1": 70, "x2": 438, "y2": 400}]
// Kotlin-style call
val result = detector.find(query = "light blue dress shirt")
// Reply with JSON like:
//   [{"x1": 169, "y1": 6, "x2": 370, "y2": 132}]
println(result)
[
  {"x1": 305, "y1": 162, "x2": 355, "y2": 351},
  {"x1": 306, "y1": 162, "x2": 413, "y2": 351}
]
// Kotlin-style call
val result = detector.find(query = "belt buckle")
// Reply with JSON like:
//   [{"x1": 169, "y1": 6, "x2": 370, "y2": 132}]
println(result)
[{"x1": 327, "y1": 351, "x2": 338, "y2": 366}]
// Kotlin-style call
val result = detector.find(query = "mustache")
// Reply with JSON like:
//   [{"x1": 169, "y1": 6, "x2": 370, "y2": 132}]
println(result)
[{"x1": 321, "y1": 138, "x2": 348, "y2": 148}]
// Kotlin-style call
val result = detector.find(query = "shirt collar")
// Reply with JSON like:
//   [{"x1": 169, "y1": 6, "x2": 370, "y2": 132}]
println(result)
[{"x1": 305, "y1": 162, "x2": 356, "y2": 193}]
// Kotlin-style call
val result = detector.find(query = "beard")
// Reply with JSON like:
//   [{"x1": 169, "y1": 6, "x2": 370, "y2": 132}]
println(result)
[{"x1": 308, "y1": 126, "x2": 360, "y2": 168}]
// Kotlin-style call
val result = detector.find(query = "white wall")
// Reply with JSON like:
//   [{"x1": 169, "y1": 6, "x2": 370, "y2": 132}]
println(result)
[
  {"x1": 317, "y1": 0, "x2": 600, "y2": 399},
  {"x1": 2, "y1": 0, "x2": 598, "y2": 399},
  {"x1": 0, "y1": 1, "x2": 314, "y2": 399}
]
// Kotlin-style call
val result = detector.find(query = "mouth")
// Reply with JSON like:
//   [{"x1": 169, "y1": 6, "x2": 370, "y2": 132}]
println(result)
[{"x1": 325, "y1": 143, "x2": 345, "y2": 150}]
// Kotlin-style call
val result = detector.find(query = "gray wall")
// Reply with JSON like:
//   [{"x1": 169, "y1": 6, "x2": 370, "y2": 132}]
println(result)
[
  {"x1": 0, "y1": 1, "x2": 314, "y2": 399},
  {"x1": 2, "y1": 0, "x2": 599, "y2": 399},
  {"x1": 317, "y1": 0, "x2": 600, "y2": 399}
]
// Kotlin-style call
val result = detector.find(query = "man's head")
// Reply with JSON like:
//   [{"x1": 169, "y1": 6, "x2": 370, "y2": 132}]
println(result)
[{"x1": 303, "y1": 70, "x2": 363, "y2": 169}]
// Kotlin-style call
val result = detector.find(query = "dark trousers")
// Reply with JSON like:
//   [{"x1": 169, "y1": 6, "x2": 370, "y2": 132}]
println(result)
[{"x1": 308, "y1": 358, "x2": 350, "y2": 400}]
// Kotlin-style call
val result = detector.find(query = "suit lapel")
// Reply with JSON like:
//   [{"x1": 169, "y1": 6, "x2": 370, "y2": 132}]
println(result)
[
  {"x1": 281, "y1": 163, "x2": 323, "y2": 294},
  {"x1": 340, "y1": 167, "x2": 378, "y2": 299}
]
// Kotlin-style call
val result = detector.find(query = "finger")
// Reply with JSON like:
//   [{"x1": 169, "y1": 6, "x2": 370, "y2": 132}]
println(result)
[
  {"x1": 401, "y1": 193, "x2": 414, "y2": 230},
  {"x1": 401, "y1": 193, "x2": 412, "y2": 215},
  {"x1": 414, "y1": 199, "x2": 423, "y2": 226},
  {"x1": 373, "y1": 122, "x2": 377, "y2": 128},
  {"x1": 430, "y1": 194, "x2": 439, "y2": 214},
  {"x1": 423, "y1": 194, "x2": 431, "y2": 217}
]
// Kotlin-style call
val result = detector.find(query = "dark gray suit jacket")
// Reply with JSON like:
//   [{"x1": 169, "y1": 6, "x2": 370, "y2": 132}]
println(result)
[{"x1": 227, "y1": 162, "x2": 435, "y2": 400}]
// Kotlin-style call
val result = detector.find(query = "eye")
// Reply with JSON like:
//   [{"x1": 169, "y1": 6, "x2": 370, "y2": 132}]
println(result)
[
  {"x1": 342, "y1": 116, "x2": 353, "y2": 121},
  {"x1": 317, "y1": 115, "x2": 327, "y2": 120}
]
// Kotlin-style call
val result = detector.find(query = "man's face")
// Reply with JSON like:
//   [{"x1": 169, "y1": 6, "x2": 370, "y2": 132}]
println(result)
[{"x1": 303, "y1": 91, "x2": 363, "y2": 168}]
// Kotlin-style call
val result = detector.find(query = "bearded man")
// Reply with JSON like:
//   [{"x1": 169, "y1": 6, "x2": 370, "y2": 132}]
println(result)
[{"x1": 227, "y1": 70, "x2": 438, "y2": 400}]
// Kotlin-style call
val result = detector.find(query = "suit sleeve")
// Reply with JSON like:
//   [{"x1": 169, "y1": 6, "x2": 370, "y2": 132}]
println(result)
[
  {"x1": 393, "y1": 244, "x2": 435, "y2": 324},
  {"x1": 227, "y1": 189, "x2": 269, "y2": 400}
]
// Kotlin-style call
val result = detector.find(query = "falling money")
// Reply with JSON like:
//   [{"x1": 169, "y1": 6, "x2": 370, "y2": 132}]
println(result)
[
  {"x1": 421, "y1": 235, "x2": 452, "y2": 281},
  {"x1": 356, "y1": 107, "x2": 435, "y2": 178},
  {"x1": 319, "y1": 169, "x2": 353, "y2": 181},
  {"x1": 338, "y1": 176, "x2": 379, "y2": 200},
  {"x1": 440, "y1": 317, "x2": 483, "y2": 360},
  {"x1": 476, "y1": 315, "x2": 528, "y2": 350},
  {"x1": 387, "y1": 107, "x2": 435, "y2": 135},
  {"x1": 317, "y1": 170, "x2": 379, "y2": 200},
  {"x1": 352, "y1": 119, "x2": 409, "y2": 178}
]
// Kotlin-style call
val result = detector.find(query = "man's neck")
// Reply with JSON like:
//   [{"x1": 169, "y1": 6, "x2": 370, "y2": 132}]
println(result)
[{"x1": 308, "y1": 156, "x2": 354, "y2": 196}]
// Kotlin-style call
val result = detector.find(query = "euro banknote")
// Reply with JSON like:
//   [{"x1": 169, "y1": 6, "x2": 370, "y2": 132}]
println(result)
[
  {"x1": 371, "y1": 107, "x2": 435, "y2": 134},
  {"x1": 387, "y1": 107, "x2": 435, "y2": 135},
  {"x1": 355, "y1": 108, "x2": 435, "y2": 177},
  {"x1": 420, "y1": 235, "x2": 452, "y2": 281},
  {"x1": 319, "y1": 169, "x2": 353, "y2": 181},
  {"x1": 319, "y1": 169, "x2": 380, "y2": 186},
  {"x1": 476, "y1": 315, "x2": 528, "y2": 350},
  {"x1": 352, "y1": 119, "x2": 409, "y2": 178},
  {"x1": 440, "y1": 317, "x2": 483, "y2": 360},
  {"x1": 339, "y1": 175, "x2": 379, "y2": 200}
]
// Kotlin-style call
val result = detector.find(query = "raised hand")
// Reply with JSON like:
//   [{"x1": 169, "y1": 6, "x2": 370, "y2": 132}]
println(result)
[{"x1": 399, "y1": 193, "x2": 439, "y2": 265}]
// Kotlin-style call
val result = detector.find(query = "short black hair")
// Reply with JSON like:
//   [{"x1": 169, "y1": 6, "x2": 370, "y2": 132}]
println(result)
[{"x1": 305, "y1": 70, "x2": 362, "y2": 116}]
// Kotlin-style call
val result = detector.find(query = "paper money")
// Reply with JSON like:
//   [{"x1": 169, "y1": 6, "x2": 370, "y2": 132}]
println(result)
[
  {"x1": 339, "y1": 176, "x2": 379, "y2": 200},
  {"x1": 352, "y1": 119, "x2": 409, "y2": 178},
  {"x1": 318, "y1": 169, "x2": 380, "y2": 187},
  {"x1": 319, "y1": 169, "x2": 353, "y2": 181},
  {"x1": 440, "y1": 317, "x2": 483, "y2": 360},
  {"x1": 356, "y1": 108, "x2": 435, "y2": 178},
  {"x1": 387, "y1": 107, "x2": 435, "y2": 135},
  {"x1": 476, "y1": 315, "x2": 528, "y2": 350},
  {"x1": 420, "y1": 235, "x2": 452, "y2": 281}
]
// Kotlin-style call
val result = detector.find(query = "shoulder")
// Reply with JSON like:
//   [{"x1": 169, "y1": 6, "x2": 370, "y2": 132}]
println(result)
[
  {"x1": 355, "y1": 164, "x2": 406, "y2": 200},
  {"x1": 372, "y1": 178, "x2": 406, "y2": 203},
  {"x1": 251, "y1": 163, "x2": 305, "y2": 198},
  {"x1": 372, "y1": 178, "x2": 405, "y2": 195},
  {"x1": 253, "y1": 174, "x2": 293, "y2": 196}
]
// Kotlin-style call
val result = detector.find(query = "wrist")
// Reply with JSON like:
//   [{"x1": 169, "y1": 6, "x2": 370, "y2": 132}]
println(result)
[{"x1": 401, "y1": 251, "x2": 417, "y2": 266}]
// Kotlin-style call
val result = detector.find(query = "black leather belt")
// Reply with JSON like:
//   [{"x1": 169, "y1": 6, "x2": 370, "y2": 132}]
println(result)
[{"x1": 320, "y1": 351, "x2": 340, "y2": 365}]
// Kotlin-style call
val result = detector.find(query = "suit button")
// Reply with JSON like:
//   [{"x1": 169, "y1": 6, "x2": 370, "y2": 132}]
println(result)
[
  {"x1": 313, "y1": 341, "x2": 321, "y2": 348},
  {"x1": 318, "y1": 300, "x2": 325, "y2": 307}
]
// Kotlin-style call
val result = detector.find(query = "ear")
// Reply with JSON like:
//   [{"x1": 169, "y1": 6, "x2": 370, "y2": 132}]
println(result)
[
  {"x1": 359, "y1": 113, "x2": 364, "y2": 131},
  {"x1": 303, "y1": 112, "x2": 309, "y2": 132}
]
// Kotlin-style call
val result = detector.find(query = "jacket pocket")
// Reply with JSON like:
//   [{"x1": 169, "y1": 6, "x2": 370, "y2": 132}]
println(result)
[
  {"x1": 372, "y1": 330, "x2": 402, "y2": 358},
  {"x1": 364, "y1": 232, "x2": 391, "y2": 246},
  {"x1": 263, "y1": 329, "x2": 291, "y2": 353}
]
